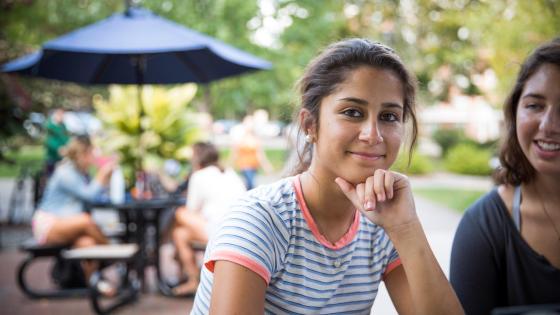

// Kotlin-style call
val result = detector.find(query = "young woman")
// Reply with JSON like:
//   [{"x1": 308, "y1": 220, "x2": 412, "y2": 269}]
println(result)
[
  {"x1": 32, "y1": 135, "x2": 115, "y2": 294},
  {"x1": 191, "y1": 38, "x2": 463, "y2": 314},
  {"x1": 172, "y1": 142, "x2": 246, "y2": 296},
  {"x1": 450, "y1": 38, "x2": 560, "y2": 314}
]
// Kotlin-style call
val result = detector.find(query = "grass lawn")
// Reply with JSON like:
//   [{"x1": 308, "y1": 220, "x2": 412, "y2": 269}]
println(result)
[
  {"x1": 0, "y1": 145, "x2": 45, "y2": 178},
  {"x1": 413, "y1": 187, "x2": 485, "y2": 213}
]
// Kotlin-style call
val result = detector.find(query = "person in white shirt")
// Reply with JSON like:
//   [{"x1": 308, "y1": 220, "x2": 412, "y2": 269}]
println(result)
[{"x1": 171, "y1": 141, "x2": 246, "y2": 296}]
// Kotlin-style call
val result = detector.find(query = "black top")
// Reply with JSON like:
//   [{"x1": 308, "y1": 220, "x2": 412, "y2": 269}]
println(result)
[{"x1": 450, "y1": 189, "x2": 560, "y2": 315}]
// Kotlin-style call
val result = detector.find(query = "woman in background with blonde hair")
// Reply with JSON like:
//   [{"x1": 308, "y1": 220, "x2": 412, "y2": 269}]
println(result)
[{"x1": 32, "y1": 135, "x2": 115, "y2": 294}]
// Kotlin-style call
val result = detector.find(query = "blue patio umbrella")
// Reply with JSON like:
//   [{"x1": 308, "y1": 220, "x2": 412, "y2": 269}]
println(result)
[
  {"x1": 1, "y1": 5, "x2": 272, "y2": 203},
  {"x1": 1, "y1": 6, "x2": 271, "y2": 84}
]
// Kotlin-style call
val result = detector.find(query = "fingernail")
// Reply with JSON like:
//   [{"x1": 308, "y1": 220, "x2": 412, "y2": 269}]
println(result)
[
  {"x1": 378, "y1": 194, "x2": 385, "y2": 202},
  {"x1": 365, "y1": 201, "x2": 374, "y2": 211}
]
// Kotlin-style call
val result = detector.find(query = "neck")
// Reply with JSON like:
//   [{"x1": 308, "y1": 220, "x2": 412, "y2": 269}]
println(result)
[
  {"x1": 529, "y1": 174, "x2": 560, "y2": 205},
  {"x1": 300, "y1": 168, "x2": 354, "y2": 222}
]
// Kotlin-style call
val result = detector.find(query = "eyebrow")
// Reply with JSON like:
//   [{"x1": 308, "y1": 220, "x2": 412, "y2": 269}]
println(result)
[
  {"x1": 521, "y1": 93, "x2": 546, "y2": 100},
  {"x1": 337, "y1": 97, "x2": 403, "y2": 109}
]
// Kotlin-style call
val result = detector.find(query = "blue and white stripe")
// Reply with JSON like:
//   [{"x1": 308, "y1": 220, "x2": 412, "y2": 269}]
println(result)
[{"x1": 191, "y1": 176, "x2": 399, "y2": 314}]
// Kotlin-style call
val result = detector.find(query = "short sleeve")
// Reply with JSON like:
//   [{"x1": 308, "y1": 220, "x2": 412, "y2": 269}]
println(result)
[
  {"x1": 186, "y1": 172, "x2": 203, "y2": 213},
  {"x1": 204, "y1": 198, "x2": 286, "y2": 285},
  {"x1": 384, "y1": 245, "x2": 401, "y2": 276},
  {"x1": 450, "y1": 204, "x2": 500, "y2": 315},
  {"x1": 379, "y1": 229, "x2": 401, "y2": 277}
]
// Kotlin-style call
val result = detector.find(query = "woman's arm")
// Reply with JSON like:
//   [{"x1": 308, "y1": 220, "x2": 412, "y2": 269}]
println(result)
[
  {"x1": 59, "y1": 164, "x2": 111, "y2": 202},
  {"x1": 385, "y1": 218, "x2": 463, "y2": 315},
  {"x1": 210, "y1": 261, "x2": 267, "y2": 315},
  {"x1": 336, "y1": 170, "x2": 463, "y2": 315},
  {"x1": 383, "y1": 265, "x2": 414, "y2": 314}
]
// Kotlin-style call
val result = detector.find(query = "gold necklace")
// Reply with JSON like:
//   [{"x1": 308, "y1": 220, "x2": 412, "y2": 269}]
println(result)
[{"x1": 534, "y1": 187, "x2": 560, "y2": 241}]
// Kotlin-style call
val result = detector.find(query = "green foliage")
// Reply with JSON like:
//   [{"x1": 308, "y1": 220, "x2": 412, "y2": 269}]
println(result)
[
  {"x1": 444, "y1": 143, "x2": 493, "y2": 176},
  {"x1": 262, "y1": 149, "x2": 288, "y2": 172},
  {"x1": 432, "y1": 128, "x2": 466, "y2": 157},
  {"x1": 93, "y1": 85, "x2": 203, "y2": 184},
  {"x1": 414, "y1": 187, "x2": 485, "y2": 213},
  {"x1": 1, "y1": 0, "x2": 558, "y2": 128},
  {"x1": 391, "y1": 151, "x2": 434, "y2": 175},
  {"x1": 0, "y1": 145, "x2": 44, "y2": 178}
]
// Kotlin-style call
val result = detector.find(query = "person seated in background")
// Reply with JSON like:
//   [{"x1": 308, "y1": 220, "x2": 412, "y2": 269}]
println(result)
[
  {"x1": 171, "y1": 142, "x2": 246, "y2": 296},
  {"x1": 450, "y1": 38, "x2": 560, "y2": 314},
  {"x1": 31, "y1": 135, "x2": 116, "y2": 296}
]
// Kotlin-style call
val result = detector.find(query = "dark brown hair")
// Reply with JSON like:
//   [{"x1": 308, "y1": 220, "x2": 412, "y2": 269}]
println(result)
[
  {"x1": 291, "y1": 38, "x2": 418, "y2": 175},
  {"x1": 495, "y1": 37, "x2": 560, "y2": 185},
  {"x1": 192, "y1": 141, "x2": 223, "y2": 172}
]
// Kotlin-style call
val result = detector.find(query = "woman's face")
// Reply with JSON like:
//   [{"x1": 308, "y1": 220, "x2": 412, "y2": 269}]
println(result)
[
  {"x1": 308, "y1": 66, "x2": 405, "y2": 184},
  {"x1": 516, "y1": 63, "x2": 560, "y2": 177}
]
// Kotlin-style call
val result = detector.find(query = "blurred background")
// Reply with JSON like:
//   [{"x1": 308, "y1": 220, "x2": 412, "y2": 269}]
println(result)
[{"x1": 1, "y1": 0, "x2": 558, "y2": 238}]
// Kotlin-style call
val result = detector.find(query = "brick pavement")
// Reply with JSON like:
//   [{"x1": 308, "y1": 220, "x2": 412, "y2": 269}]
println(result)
[{"x1": 0, "y1": 231, "x2": 195, "y2": 315}]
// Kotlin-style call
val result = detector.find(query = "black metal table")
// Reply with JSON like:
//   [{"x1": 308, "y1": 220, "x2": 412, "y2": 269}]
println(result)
[{"x1": 91, "y1": 197, "x2": 185, "y2": 296}]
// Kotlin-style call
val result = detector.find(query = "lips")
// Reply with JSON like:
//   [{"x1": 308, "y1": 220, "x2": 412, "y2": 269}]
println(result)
[{"x1": 348, "y1": 151, "x2": 385, "y2": 161}]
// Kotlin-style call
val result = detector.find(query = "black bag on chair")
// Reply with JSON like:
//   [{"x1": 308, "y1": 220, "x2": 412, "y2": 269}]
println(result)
[{"x1": 50, "y1": 257, "x2": 87, "y2": 288}]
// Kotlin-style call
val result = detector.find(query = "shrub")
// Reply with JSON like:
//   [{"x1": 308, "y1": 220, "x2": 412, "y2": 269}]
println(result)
[
  {"x1": 432, "y1": 128, "x2": 466, "y2": 157},
  {"x1": 93, "y1": 85, "x2": 202, "y2": 186},
  {"x1": 444, "y1": 143, "x2": 492, "y2": 176},
  {"x1": 391, "y1": 151, "x2": 434, "y2": 175}
]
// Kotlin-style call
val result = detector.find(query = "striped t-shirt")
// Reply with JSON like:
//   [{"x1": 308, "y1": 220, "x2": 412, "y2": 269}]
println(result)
[{"x1": 191, "y1": 175, "x2": 401, "y2": 314}]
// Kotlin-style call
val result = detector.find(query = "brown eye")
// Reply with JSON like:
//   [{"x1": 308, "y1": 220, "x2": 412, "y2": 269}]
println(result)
[
  {"x1": 525, "y1": 103, "x2": 544, "y2": 111},
  {"x1": 380, "y1": 112, "x2": 399, "y2": 122},
  {"x1": 342, "y1": 109, "x2": 363, "y2": 118}
]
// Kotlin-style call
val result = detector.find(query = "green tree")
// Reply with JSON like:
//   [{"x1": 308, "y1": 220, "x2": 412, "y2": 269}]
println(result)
[{"x1": 1, "y1": 0, "x2": 558, "y2": 125}]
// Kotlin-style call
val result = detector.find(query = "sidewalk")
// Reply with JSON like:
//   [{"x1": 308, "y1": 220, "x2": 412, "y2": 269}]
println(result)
[
  {"x1": 372, "y1": 174, "x2": 491, "y2": 314},
  {"x1": 371, "y1": 194, "x2": 463, "y2": 314}
]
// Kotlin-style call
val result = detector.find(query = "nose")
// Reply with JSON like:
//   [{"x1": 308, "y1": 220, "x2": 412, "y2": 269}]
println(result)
[
  {"x1": 539, "y1": 105, "x2": 560, "y2": 135},
  {"x1": 358, "y1": 120, "x2": 384, "y2": 144}
]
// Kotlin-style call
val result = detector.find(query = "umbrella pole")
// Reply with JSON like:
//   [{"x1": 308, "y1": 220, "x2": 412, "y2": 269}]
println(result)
[{"x1": 135, "y1": 56, "x2": 146, "y2": 186}]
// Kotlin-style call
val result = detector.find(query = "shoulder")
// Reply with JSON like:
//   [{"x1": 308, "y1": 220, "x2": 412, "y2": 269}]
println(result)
[
  {"x1": 54, "y1": 162, "x2": 80, "y2": 179},
  {"x1": 458, "y1": 188, "x2": 510, "y2": 238},
  {"x1": 211, "y1": 178, "x2": 297, "y2": 255},
  {"x1": 464, "y1": 188, "x2": 504, "y2": 217},
  {"x1": 230, "y1": 177, "x2": 298, "y2": 225},
  {"x1": 190, "y1": 166, "x2": 221, "y2": 182},
  {"x1": 242, "y1": 177, "x2": 295, "y2": 205}
]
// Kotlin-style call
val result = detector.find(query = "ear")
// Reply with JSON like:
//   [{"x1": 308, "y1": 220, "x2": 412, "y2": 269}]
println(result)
[{"x1": 298, "y1": 109, "x2": 317, "y2": 137}]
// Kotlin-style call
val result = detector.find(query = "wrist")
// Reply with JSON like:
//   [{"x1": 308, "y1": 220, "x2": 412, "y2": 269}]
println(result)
[{"x1": 385, "y1": 217, "x2": 422, "y2": 242}]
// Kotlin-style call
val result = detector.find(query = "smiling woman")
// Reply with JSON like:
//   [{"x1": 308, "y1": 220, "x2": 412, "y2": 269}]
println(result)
[
  {"x1": 304, "y1": 67, "x2": 405, "y2": 185},
  {"x1": 450, "y1": 37, "x2": 560, "y2": 314},
  {"x1": 190, "y1": 38, "x2": 463, "y2": 315}
]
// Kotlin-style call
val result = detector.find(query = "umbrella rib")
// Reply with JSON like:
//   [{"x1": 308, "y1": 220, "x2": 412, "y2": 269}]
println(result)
[
  {"x1": 174, "y1": 52, "x2": 208, "y2": 83},
  {"x1": 91, "y1": 55, "x2": 114, "y2": 83}
]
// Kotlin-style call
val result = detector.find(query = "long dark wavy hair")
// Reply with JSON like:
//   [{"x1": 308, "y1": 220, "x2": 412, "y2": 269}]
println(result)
[{"x1": 495, "y1": 37, "x2": 560, "y2": 185}]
